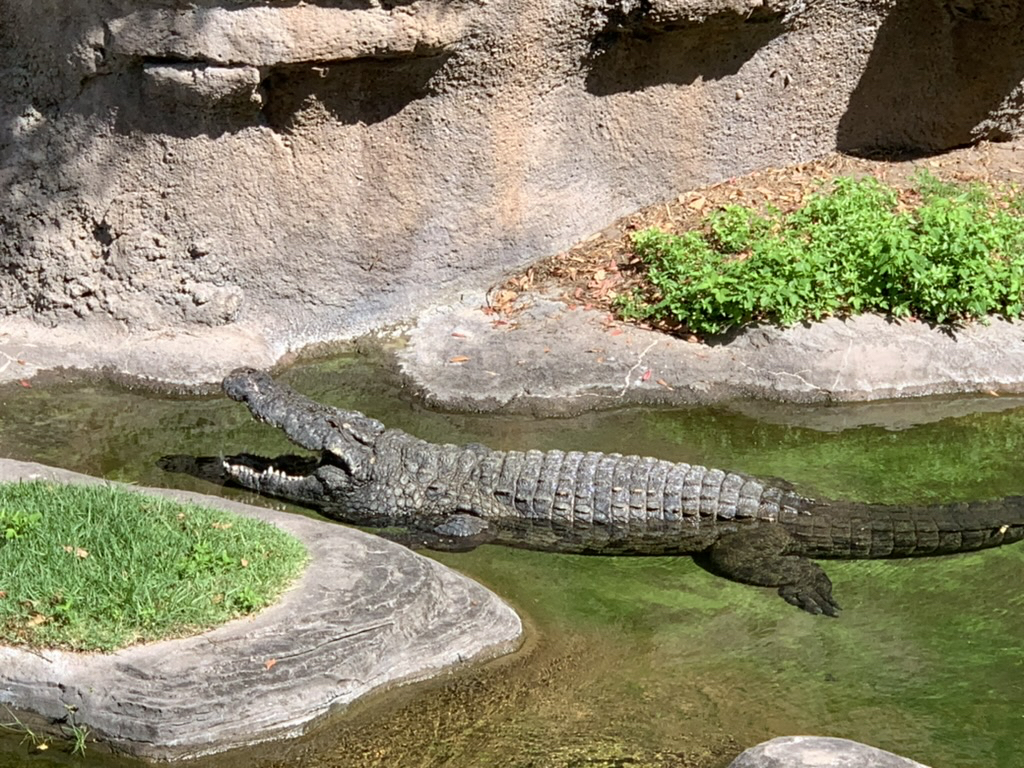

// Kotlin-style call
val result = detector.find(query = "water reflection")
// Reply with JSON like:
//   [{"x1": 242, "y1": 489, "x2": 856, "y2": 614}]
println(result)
[{"x1": 1, "y1": 352, "x2": 1023, "y2": 767}]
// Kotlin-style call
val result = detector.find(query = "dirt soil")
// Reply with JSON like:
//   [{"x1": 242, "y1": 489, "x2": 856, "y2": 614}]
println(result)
[{"x1": 493, "y1": 140, "x2": 1024, "y2": 333}]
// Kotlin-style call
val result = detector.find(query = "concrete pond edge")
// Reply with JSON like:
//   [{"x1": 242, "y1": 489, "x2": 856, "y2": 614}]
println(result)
[
  {"x1": 5, "y1": 300, "x2": 1024, "y2": 417},
  {"x1": 0, "y1": 459, "x2": 524, "y2": 761},
  {"x1": 399, "y1": 298, "x2": 1024, "y2": 416}
]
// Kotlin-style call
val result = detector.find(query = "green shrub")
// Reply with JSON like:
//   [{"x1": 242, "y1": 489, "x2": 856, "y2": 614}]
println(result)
[{"x1": 618, "y1": 173, "x2": 1024, "y2": 335}]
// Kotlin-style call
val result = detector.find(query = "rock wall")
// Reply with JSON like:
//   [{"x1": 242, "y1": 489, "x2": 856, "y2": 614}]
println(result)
[{"x1": 2, "y1": 0, "x2": 1024, "y2": 352}]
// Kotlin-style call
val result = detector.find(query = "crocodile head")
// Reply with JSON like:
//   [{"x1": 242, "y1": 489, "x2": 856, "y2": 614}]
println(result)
[{"x1": 219, "y1": 368, "x2": 387, "y2": 516}]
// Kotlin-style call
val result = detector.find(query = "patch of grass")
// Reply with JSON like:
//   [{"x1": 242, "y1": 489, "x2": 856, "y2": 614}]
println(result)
[
  {"x1": 1, "y1": 707, "x2": 45, "y2": 750},
  {"x1": 0, "y1": 481, "x2": 307, "y2": 652},
  {"x1": 62, "y1": 706, "x2": 89, "y2": 756},
  {"x1": 618, "y1": 172, "x2": 1024, "y2": 335}
]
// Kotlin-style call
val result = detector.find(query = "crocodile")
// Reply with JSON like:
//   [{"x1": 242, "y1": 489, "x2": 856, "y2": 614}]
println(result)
[{"x1": 212, "y1": 367, "x2": 1024, "y2": 616}]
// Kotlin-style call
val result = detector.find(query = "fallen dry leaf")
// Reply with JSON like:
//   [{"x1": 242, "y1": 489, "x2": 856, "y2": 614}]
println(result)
[
  {"x1": 492, "y1": 289, "x2": 518, "y2": 306},
  {"x1": 63, "y1": 546, "x2": 88, "y2": 559},
  {"x1": 26, "y1": 613, "x2": 47, "y2": 627},
  {"x1": 657, "y1": 379, "x2": 674, "y2": 390},
  {"x1": 240, "y1": 558, "x2": 249, "y2": 568},
  {"x1": 641, "y1": 369, "x2": 652, "y2": 382},
  {"x1": 264, "y1": 658, "x2": 277, "y2": 670},
  {"x1": 448, "y1": 355, "x2": 470, "y2": 364},
  {"x1": 18, "y1": 380, "x2": 31, "y2": 388}
]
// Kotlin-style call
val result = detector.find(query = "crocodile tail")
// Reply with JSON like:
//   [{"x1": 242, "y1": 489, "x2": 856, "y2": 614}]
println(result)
[{"x1": 786, "y1": 495, "x2": 1024, "y2": 559}]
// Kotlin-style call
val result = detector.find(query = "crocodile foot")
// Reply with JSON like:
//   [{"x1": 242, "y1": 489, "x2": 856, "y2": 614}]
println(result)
[{"x1": 706, "y1": 526, "x2": 840, "y2": 617}]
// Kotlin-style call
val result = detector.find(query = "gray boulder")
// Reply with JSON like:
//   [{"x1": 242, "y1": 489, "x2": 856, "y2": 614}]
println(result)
[{"x1": 729, "y1": 736, "x2": 931, "y2": 768}]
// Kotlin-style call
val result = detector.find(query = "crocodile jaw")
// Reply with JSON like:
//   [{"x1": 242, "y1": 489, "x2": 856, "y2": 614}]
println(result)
[
  {"x1": 222, "y1": 367, "x2": 382, "y2": 481},
  {"x1": 220, "y1": 453, "x2": 335, "y2": 508}
]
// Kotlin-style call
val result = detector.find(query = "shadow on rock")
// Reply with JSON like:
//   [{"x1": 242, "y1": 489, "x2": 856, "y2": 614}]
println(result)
[
  {"x1": 838, "y1": 0, "x2": 1024, "y2": 154},
  {"x1": 585, "y1": 6, "x2": 790, "y2": 96}
]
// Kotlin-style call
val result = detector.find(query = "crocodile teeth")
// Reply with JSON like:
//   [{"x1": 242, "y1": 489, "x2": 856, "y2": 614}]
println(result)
[{"x1": 222, "y1": 460, "x2": 305, "y2": 483}]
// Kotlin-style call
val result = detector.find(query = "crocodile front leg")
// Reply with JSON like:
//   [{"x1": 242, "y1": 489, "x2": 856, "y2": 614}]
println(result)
[
  {"x1": 706, "y1": 525, "x2": 840, "y2": 617},
  {"x1": 381, "y1": 513, "x2": 497, "y2": 552}
]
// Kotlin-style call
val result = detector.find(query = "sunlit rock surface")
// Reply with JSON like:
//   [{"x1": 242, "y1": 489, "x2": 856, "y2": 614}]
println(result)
[{"x1": 4, "y1": 0, "x2": 1023, "y2": 353}]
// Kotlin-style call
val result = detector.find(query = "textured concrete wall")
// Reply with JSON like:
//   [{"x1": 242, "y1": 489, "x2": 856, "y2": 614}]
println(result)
[{"x1": 2, "y1": 0, "x2": 1023, "y2": 352}]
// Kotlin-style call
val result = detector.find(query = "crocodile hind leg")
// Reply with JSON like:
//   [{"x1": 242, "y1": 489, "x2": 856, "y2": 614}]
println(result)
[{"x1": 706, "y1": 526, "x2": 840, "y2": 617}]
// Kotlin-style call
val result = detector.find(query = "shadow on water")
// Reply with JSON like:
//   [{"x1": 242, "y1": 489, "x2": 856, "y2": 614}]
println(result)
[{"x1": 1, "y1": 350, "x2": 1023, "y2": 767}]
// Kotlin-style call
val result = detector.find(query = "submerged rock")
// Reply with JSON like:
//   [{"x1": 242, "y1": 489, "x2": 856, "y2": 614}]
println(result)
[{"x1": 729, "y1": 736, "x2": 931, "y2": 768}]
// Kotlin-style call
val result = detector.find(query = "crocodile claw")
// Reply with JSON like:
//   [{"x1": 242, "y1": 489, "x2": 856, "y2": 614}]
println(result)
[{"x1": 778, "y1": 584, "x2": 841, "y2": 617}]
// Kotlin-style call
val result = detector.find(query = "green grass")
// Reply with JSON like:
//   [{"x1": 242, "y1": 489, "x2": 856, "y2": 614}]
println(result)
[
  {"x1": 618, "y1": 172, "x2": 1024, "y2": 335},
  {"x1": 0, "y1": 481, "x2": 307, "y2": 652}
]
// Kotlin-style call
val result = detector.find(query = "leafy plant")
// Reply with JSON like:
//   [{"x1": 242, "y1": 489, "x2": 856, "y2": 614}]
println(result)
[
  {"x1": 0, "y1": 507, "x2": 42, "y2": 541},
  {"x1": 619, "y1": 172, "x2": 1024, "y2": 335}
]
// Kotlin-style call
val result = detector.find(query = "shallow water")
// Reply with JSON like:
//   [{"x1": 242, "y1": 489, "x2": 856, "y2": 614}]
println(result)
[{"x1": 1, "y1": 350, "x2": 1023, "y2": 767}]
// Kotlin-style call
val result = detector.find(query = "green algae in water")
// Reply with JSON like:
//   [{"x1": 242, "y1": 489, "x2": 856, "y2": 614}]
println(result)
[
  {"x1": 2, "y1": 356, "x2": 1024, "y2": 767},
  {"x1": 426, "y1": 545, "x2": 1024, "y2": 768}
]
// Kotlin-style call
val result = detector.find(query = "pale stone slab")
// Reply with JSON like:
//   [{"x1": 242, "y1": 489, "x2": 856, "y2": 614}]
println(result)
[
  {"x1": 400, "y1": 299, "x2": 1024, "y2": 415},
  {"x1": 729, "y1": 736, "x2": 931, "y2": 768}
]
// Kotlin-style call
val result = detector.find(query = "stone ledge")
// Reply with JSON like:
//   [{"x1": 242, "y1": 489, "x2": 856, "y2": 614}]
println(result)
[
  {"x1": 108, "y1": 4, "x2": 467, "y2": 66},
  {"x1": 399, "y1": 298, "x2": 1024, "y2": 416},
  {"x1": 0, "y1": 318, "x2": 281, "y2": 391},
  {"x1": 0, "y1": 459, "x2": 523, "y2": 761}
]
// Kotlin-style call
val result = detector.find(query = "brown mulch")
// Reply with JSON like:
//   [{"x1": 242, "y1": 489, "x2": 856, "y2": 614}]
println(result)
[{"x1": 489, "y1": 141, "x2": 1024, "y2": 326}]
